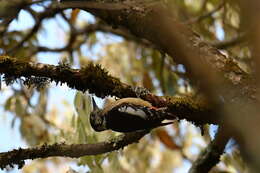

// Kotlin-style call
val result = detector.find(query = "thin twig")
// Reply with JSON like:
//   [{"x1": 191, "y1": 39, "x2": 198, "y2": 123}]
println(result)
[
  {"x1": 185, "y1": 1, "x2": 225, "y2": 24},
  {"x1": 6, "y1": 5, "x2": 62, "y2": 55}
]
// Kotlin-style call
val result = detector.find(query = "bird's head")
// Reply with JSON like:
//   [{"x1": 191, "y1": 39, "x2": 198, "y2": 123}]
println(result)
[{"x1": 89, "y1": 98, "x2": 107, "y2": 132}]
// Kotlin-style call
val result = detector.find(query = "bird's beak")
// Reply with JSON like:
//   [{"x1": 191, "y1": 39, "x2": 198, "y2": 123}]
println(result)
[{"x1": 92, "y1": 97, "x2": 98, "y2": 111}]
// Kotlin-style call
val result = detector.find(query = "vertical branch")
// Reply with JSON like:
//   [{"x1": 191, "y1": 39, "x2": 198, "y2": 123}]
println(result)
[{"x1": 188, "y1": 127, "x2": 230, "y2": 173}]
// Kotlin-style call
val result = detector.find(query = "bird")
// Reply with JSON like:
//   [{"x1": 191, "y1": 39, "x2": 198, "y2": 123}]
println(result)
[{"x1": 89, "y1": 97, "x2": 175, "y2": 132}]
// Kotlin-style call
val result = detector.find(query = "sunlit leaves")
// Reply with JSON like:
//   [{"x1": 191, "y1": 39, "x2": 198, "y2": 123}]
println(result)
[
  {"x1": 73, "y1": 92, "x2": 116, "y2": 172},
  {"x1": 20, "y1": 114, "x2": 48, "y2": 146},
  {"x1": 73, "y1": 92, "x2": 94, "y2": 143},
  {"x1": 222, "y1": 149, "x2": 248, "y2": 173}
]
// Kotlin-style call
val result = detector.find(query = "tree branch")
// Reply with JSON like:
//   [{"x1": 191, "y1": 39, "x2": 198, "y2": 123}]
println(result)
[
  {"x1": 0, "y1": 55, "x2": 217, "y2": 125},
  {"x1": 6, "y1": 4, "x2": 62, "y2": 55},
  {"x1": 0, "y1": 130, "x2": 148, "y2": 169},
  {"x1": 188, "y1": 127, "x2": 230, "y2": 173}
]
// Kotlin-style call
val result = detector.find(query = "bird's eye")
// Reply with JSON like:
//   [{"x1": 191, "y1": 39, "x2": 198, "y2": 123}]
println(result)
[{"x1": 97, "y1": 116, "x2": 102, "y2": 125}]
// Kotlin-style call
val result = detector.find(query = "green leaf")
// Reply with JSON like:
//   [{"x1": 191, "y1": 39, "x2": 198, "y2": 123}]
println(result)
[
  {"x1": 82, "y1": 93, "x2": 92, "y2": 116},
  {"x1": 77, "y1": 116, "x2": 88, "y2": 143},
  {"x1": 4, "y1": 96, "x2": 13, "y2": 111},
  {"x1": 15, "y1": 97, "x2": 24, "y2": 117},
  {"x1": 74, "y1": 91, "x2": 83, "y2": 113},
  {"x1": 71, "y1": 113, "x2": 76, "y2": 128}
]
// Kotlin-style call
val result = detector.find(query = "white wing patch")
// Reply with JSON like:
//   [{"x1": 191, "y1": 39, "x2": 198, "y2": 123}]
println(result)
[{"x1": 118, "y1": 106, "x2": 147, "y2": 119}]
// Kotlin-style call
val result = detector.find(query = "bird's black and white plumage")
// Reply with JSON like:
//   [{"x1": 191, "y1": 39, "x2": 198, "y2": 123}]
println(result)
[{"x1": 90, "y1": 98, "x2": 175, "y2": 132}]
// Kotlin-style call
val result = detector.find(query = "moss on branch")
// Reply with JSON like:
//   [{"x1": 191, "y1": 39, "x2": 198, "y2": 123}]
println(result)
[
  {"x1": 0, "y1": 55, "x2": 133, "y2": 98},
  {"x1": 0, "y1": 131, "x2": 148, "y2": 169},
  {"x1": 0, "y1": 55, "x2": 217, "y2": 125}
]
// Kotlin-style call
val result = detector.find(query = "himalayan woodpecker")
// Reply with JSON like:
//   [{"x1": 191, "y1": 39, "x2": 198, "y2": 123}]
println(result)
[{"x1": 90, "y1": 97, "x2": 175, "y2": 132}]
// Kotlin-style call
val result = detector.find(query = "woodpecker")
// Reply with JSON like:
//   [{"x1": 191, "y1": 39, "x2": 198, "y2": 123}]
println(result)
[{"x1": 90, "y1": 97, "x2": 175, "y2": 132}]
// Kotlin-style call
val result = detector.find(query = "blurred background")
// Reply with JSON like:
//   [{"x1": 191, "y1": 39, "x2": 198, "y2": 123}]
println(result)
[{"x1": 0, "y1": 0, "x2": 249, "y2": 172}]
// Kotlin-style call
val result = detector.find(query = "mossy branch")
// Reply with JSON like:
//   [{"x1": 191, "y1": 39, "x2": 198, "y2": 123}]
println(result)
[
  {"x1": 188, "y1": 127, "x2": 230, "y2": 173},
  {"x1": 0, "y1": 55, "x2": 131, "y2": 98},
  {"x1": 0, "y1": 55, "x2": 217, "y2": 125},
  {"x1": 0, "y1": 131, "x2": 148, "y2": 170}
]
